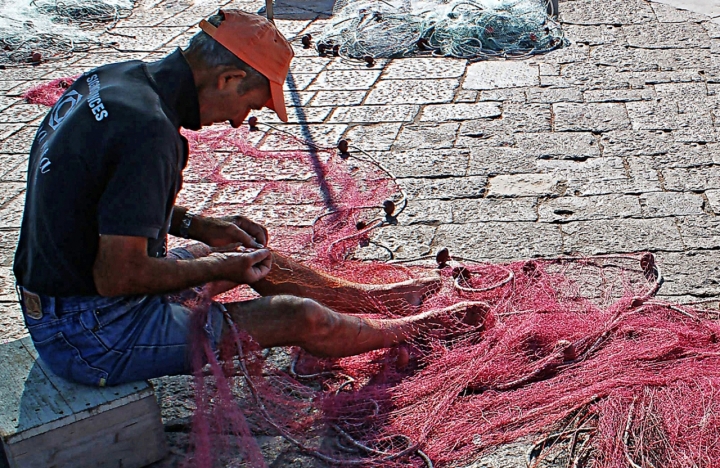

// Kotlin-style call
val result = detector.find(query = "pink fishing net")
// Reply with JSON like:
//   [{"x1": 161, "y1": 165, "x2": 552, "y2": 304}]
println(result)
[{"x1": 25, "y1": 78, "x2": 720, "y2": 468}]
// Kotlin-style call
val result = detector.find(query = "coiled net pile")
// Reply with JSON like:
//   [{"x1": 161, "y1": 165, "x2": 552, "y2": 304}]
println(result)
[
  {"x1": 316, "y1": 0, "x2": 565, "y2": 60},
  {"x1": 0, "y1": 0, "x2": 134, "y2": 64},
  {"x1": 27, "y1": 78, "x2": 720, "y2": 467}
]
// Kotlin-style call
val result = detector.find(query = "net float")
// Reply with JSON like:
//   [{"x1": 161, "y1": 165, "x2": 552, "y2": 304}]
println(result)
[
  {"x1": 337, "y1": 139, "x2": 349, "y2": 154},
  {"x1": 301, "y1": 34, "x2": 312, "y2": 48}
]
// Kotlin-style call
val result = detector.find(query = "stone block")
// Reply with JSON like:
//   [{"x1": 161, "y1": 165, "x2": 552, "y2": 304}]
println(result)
[
  {"x1": 175, "y1": 182, "x2": 218, "y2": 211},
  {"x1": 538, "y1": 194, "x2": 641, "y2": 223},
  {"x1": 561, "y1": 218, "x2": 682, "y2": 255},
  {"x1": 369, "y1": 149, "x2": 469, "y2": 178},
  {"x1": 99, "y1": 26, "x2": 187, "y2": 52},
  {"x1": 0, "y1": 127, "x2": 37, "y2": 155},
  {"x1": 705, "y1": 189, "x2": 720, "y2": 215},
  {"x1": 0, "y1": 156, "x2": 26, "y2": 181},
  {"x1": 630, "y1": 148, "x2": 718, "y2": 171},
  {"x1": 0, "y1": 124, "x2": 23, "y2": 142},
  {"x1": 259, "y1": 124, "x2": 347, "y2": 151},
  {"x1": 651, "y1": 2, "x2": 710, "y2": 23},
  {"x1": 553, "y1": 102, "x2": 630, "y2": 132},
  {"x1": 676, "y1": 215, "x2": 720, "y2": 249},
  {"x1": 0, "y1": 230, "x2": 19, "y2": 268},
  {"x1": 560, "y1": 0, "x2": 655, "y2": 25},
  {"x1": 467, "y1": 147, "x2": 535, "y2": 176},
  {"x1": 419, "y1": 103, "x2": 502, "y2": 122},
  {"x1": 343, "y1": 123, "x2": 402, "y2": 151},
  {"x1": 659, "y1": 250, "x2": 720, "y2": 297},
  {"x1": 365, "y1": 79, "x2": 459, "y2": 105},
  {"x1": 283, "y1": 91, "x2": 315, "y2": 107},
  {"x1": 526, "y1": 87, "x2": 583, "y2": 103},
  {"x1": 502, "y1": 103, "x2": 552, "y2": 133},
  {"x1": 463, "y1": 61, "x2": 539, "y2": 90},
  {"x1": 329, "y1": 105, "x2": 419, "y2": 123},
  {"x1": 283, "y1": 73, "x2": 316, "y2": 91},
  {"x1": 397, "y1": 199, "x2": 453, "y2": 225},
  {"x1": 0, "y1": 183, "x2": 25, "y2": 207},
  {"x1": 0, "y1": 194, "x2": 24, "y2": 229},
  {"x1": 397, "y1": 176, "x2": 487, "y2": 200},
  {"x1": 478, "y1": 88, "x2": 528, "y2": 103},
  {"x1": 562, "y1": 24, "x2": 627, "y2": 46},
  {"x1": 382, "y1": 57, "x2": 467, "y2": 79},
  {"x1": 434, "y1": 222, "x2": 563, "y2": 261},
  {"x1": 599, "y1": 130, "x2": 678, "y2": 158},
  {"x1": 487, "y1": 173, "x2": 567, "y2": 198},
  {"x1": 640, "y1": 191, "x2": 705, "y2": 217},
  {"x1": 514, "y1": 132, "x2": 600, "y2": 160},
  {"x1": 451, "y1": 198, "x2": 538, "y2": 223},
  {"x1": 583, "y1": 88, "x2": 655, "y2": 103},
  {"x1": 310, "y1": 91, "x2": 366, "y2": 107},
  {"x1": 456, "y1": 120, "x2": 517, "y2": 148},
  {"x1": 307, "y1": 70, "x2": 381, "y2": 91},
  {"x1": 393, "y1": 123, "x2": 460, "y2": 150},
  {"x1": 455, "y1": 90, "x2": 478, "y2": 103},
  {"x1": 661, "y1": 165, "x2": 720, "y2": 191},
  {"x1": 368, "y1": 225, "x2": 437, "y2": 259},
  {"x1": 624, "y1": 22, "x2": 710, "y2": 49},
  {"x1": 0, "y1": 303, "x2": 24, "y2": 344}
]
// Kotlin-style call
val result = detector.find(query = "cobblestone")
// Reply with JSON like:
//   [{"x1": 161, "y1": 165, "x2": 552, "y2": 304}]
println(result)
[
  {"x1": 329, "y1": 105, "x2": 419, "y2": 123},
  {"x1": 365, "y1": 79, "x2": 459, "y2": 105},
  {"x1": 419, "y1": 102, "x2": 502, "y2": 122},
  {"x1": 370, "y1": 149, "x2": 469, "y2": 178},
  {"x1": 561, "y1": 218, "x2": 683, "y2": 255},
  {"x1": 487, "y1": 173, "x2": 567, "y2": 198},
  {"x1": 463, "y1": 61, "x2": 540, "y2": 90},
  {"x1": 434, "y1": 222, "x2": 562, "y2": 261},
  {"x1": 538, "y1": 194, "x2": 641, "y2": 223},
  {"x1": 553, "y1": 102, "x2": 631, "y2": 132},
  {"x1": 381, "y1": 57, "x2": 467, "y2": 79},
  {"x1": 393, "y1": 123, "x2": 460, "y2": 150},
  {"x1": 451, "y1": 198, "x2": 538, "y2": 223},
  {"x1": 398, "y1": 175, "x2": 487, "y2": 200},
  {"x1": 640, "y1": 191, "x2": 705, "y2": 217},
  {"x1": 515, "y1": 132, "x2": 600, "y2": 160}
]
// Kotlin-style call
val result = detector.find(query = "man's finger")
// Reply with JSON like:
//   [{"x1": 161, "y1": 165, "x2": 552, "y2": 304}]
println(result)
[
  {"x1": 241, "y1": 220, "x2": 268, "y2": 247},
  {"x1": 230, "y1": 225, "x2": 264, "y2": 248}
]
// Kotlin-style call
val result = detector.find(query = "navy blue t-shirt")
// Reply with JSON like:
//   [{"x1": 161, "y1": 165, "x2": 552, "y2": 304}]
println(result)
[{"x1": 13, "y1": 49, "x2": 201, "y2": 296}]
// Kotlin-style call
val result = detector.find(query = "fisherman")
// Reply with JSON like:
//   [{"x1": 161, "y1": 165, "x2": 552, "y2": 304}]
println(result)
[{"x1": 13, "y1": 10, "x2": 481, "y2": 386}]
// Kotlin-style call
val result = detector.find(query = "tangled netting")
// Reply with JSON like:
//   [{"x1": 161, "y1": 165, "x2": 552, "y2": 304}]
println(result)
[
  {"x1": 28, "y1": 78, "x2": 720, "y2": 467},
  {"x1": 0, "y1": 0, "x2": 134, "y2": 64},
  {"x1": 315, "y1": 0, "x2": 565, "y2": 60}
]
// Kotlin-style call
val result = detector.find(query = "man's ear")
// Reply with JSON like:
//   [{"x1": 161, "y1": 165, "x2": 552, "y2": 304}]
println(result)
[{"x1": 216, "y1": 69, "x2": 247, "y2": 91}]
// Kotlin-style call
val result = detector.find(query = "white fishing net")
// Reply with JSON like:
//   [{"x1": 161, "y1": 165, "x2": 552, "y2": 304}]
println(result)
[
  {"x1": 0, "y1": 0, "x2": 135, "y2": 64},
  {"x1": 316, "y1": 0, "x2": 565, "y2": 60}
]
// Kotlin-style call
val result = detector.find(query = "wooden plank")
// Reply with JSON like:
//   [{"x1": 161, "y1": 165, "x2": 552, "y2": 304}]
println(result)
[
  {"x1": 22, "y1": 337, "x2": 153, "y2": 412},
  {"x1": 0, "y1": 339, "x2": 73, "y2": 439},
  {"x1": 5, "y1": 396, "x2": 168, "y2": 468},
  {"x1": 3, "y1": 338, "x2": 155, "y2": 444}
]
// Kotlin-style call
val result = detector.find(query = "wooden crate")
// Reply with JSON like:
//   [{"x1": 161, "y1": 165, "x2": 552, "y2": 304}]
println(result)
[{"x1": 0, "y1": 337, "x2": 168, "y2": 468}]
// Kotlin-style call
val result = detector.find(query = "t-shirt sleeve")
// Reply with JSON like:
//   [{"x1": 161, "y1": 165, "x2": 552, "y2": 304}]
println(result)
[{"x1": 97, "y1": 121, "x2": 177, "y2": 239}]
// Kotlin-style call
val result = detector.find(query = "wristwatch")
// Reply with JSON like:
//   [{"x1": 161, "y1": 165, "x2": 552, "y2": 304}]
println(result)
[{"x1": 179, "y1": 211, "x2": 195, "y2": 239}]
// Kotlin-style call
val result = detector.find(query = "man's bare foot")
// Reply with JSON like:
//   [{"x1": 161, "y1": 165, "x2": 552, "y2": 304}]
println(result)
[
  {"x1": 364, "y1": 274, "x2": 442, "y2": 309},
  {"x1": 389, "y1": 301, "x2": 490, "y2": 343}
]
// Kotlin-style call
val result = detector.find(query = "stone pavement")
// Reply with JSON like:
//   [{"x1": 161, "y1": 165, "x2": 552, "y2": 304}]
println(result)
[{"x1": 3, "y1": 0, "x2": 720, "y2": 464}]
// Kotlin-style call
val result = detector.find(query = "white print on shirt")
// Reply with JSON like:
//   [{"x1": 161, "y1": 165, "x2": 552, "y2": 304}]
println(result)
[
  {"x1": 48, "y1": 90, "x2": 83, "y2": 130},
  {"x1": 86, "y1": 74, "x2": 108, "y2": 121}
]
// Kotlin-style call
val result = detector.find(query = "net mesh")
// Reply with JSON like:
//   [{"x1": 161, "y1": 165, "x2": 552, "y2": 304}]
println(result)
[
  {"x1": 0, "y1": 0, "x2": 134, "y2": 64},
  {"x1": 26, "y1": 78, "x2": 720, "y2": 467},
  {"x1": 315, "y1": 0, "x2": 566, "y2": 60}
]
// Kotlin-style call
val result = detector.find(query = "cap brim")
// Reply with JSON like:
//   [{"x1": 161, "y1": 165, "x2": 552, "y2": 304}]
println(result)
[{"x1": 264, "y1": 81, "x2": 288, "y2": 123}]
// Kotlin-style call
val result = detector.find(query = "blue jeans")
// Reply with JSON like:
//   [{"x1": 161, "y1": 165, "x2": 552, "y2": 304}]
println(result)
[{"x1": 17, "y1": 248, "x2": 226, "y2": 387}]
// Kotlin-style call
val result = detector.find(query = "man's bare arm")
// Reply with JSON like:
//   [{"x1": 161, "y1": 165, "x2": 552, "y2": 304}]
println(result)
[
  {"x1": 170, "y1": 206, "x2": 268, "y2": 248},
  {"x1": 93, "y1": 234, "x2": 271, "y2": 297}
]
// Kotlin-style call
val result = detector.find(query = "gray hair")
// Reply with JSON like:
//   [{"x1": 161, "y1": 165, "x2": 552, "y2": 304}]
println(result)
[{"x1": 184, "y1": 12, "x2": 269, "y2": 94}]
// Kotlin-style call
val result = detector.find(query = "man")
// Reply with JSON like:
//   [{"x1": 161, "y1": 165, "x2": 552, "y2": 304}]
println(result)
[{"x1": 13, "y1": 10, "x2": 481, "y2": 387}]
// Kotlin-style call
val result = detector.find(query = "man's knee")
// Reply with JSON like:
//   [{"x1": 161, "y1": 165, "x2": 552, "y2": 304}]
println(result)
[{"x1": 275, "y1": 295, "x2": 335, "y2": 339}]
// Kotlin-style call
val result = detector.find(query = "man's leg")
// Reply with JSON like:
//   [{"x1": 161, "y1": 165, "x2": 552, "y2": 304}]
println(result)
[
  {"x1": 225, "y1": 296, "x2": 486, "y2": 357},
  {"x1": 181, "y1": 244, "x2": 440, "y2": 313}
]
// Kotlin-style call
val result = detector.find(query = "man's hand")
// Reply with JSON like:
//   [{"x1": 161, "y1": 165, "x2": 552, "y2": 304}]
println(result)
[
  {"x1": 209, "y1": 245, "x2": 272, "y2": 284},
  {"x1": 191, "y1": 215, "x2": 269, "y2": 249}
]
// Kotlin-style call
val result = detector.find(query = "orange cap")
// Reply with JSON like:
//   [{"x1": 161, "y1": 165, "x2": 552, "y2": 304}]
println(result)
[{"x1": 199, "y1": 10, "x2": 294, "y2": 122}]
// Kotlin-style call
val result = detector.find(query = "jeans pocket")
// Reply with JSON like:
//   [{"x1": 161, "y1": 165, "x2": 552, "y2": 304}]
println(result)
[{"x1": 33, "y1": 332, "x2": 109, "y2": 387}]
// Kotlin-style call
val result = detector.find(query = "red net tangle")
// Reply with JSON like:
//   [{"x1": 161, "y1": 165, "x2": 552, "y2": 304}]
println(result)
[{"x1": 25, "y1": 79, "x2": 720, "y2": 468}]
